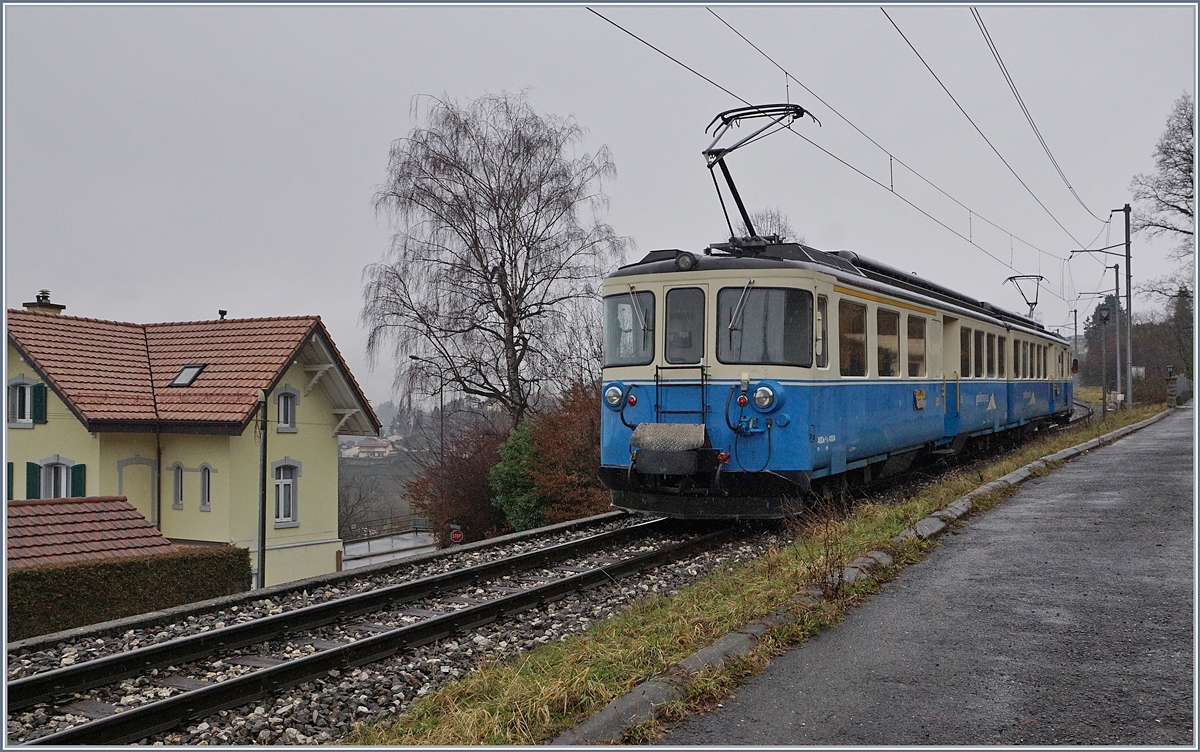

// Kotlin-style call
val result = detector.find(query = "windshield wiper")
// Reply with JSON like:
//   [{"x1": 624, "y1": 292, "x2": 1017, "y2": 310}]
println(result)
[{"x1": 728, "y1": 279, "x2": 755, "y2": 331}]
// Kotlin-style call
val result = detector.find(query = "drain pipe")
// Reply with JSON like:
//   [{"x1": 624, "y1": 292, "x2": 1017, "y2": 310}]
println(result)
[{"x1": 257, "y1": 389, "x2": 268, "y2": 589}]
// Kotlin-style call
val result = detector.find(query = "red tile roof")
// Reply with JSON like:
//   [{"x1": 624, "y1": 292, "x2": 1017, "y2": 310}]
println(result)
[
  {"x1": 7, "y1": 310, "x2": 380, "y2": 433},
  {"x1": 6, "y1": 496, "x2": 177, "y2": 570}
]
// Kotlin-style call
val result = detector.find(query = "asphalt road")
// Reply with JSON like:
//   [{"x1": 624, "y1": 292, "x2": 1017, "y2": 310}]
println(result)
[{"x1": 657, "y1": 408, "x2": 1194, "y2": 745}]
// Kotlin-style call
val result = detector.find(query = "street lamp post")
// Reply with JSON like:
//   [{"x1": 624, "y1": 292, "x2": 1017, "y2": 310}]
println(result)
[{"x1": 409, "y1": 355, "x2": 446, "y2": 510}]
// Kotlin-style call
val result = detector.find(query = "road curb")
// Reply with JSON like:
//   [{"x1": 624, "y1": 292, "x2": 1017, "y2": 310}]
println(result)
[{"x1": 551, "y1": 408, "x2": 1173, "y2": 745}]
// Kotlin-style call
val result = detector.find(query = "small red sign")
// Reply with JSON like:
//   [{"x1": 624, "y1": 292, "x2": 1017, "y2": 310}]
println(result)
[{"x1": 450, "y1": 528, "x2": 464, "y2": 544}]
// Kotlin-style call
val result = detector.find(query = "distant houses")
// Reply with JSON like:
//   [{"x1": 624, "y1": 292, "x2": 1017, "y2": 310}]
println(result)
[{"x1": 6, "y1": 292, "x2": 381, "y2": 587}]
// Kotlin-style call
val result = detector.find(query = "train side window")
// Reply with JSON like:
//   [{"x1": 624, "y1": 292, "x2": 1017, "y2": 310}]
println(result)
[
  {"x1": 665, "y1": 288, "x2": 705, "y2": 364},
  {"x1": 960, "y1": 327, "x2": 971, "y2": 378},
  {"x1": 973, "y1": 329, "x2": 985, "y2": 378},
  {"x1": 998, "y1": 336, "x2": 1007, "y2": 378},
  {"x1": 907, "y1": 316, "x2": 926, "y2": 377},
  {"x1": 986, "y1": 334, "x2": 996, "y2": 378},
  {"x1": 717, "y1": 287, "x2": 813, "y2": 366},
  {"x1": 877, "y1": 309, "x2": 900, "y2": 377},
  {"x1": 815, "y1": 296, "x2": 829, "y2": 369},
  {"x1": 1022, "y1": 341, "x2": 1030, "y2": 379},
  {"x1": 603, "y1": 291, "x2": 655, "y2": 367},
  {"x1": 838, "y1": 300, "x2": 867, "y2": 377},
  {"x1": 1040, "y1": 345, "x2": 1046, "y2": 379}
]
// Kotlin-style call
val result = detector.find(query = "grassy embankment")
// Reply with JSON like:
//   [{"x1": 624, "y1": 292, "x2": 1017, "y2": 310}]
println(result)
[{"x1": 346, "y1": 403, "x2": 1166, "y2": 745}]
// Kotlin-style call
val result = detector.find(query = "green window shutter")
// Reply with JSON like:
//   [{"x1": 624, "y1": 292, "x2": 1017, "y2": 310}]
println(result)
[
  {"x1": 7, "y1": 462, "x2": 13, "y2": 501},
  {"x1": 71, "y1": 464, "x2": 87, "y2": 498},
  {"x1": 26, "y1": 462, "x2": 41, "y2": 499},
  {"x1": 32, "y1": 384, "x2": 48, "y2": 424}
]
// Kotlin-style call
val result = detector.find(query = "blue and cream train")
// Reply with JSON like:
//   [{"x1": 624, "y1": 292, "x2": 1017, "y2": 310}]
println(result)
[{"x1": 598, "y1": 241, "x2": 1073, "y2": 519}]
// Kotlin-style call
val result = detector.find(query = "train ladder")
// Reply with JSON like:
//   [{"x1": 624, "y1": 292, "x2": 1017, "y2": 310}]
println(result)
[{"x1": 654, "y1": 364, "x2": 710, "y2": 424}]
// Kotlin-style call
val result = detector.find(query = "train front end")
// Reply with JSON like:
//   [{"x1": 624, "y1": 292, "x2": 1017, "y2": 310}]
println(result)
[{"x1": 597, "y1": 249, "x2": 821, "y2": 519}]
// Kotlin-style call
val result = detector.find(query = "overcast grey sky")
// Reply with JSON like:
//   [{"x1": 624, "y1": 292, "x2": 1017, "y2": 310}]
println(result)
[{"x1": 4, "y1": 4, "x2": 1195, "y2": 405}]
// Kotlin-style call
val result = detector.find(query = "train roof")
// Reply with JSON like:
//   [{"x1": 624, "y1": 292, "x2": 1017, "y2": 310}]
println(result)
[{"x1": 607, "y1": 242, "x2": 1065, "y2": 344}]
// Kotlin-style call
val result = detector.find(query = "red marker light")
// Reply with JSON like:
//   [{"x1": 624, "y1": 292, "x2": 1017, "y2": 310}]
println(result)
[
  {"x1": 627, "y1": 394, "x2": 637, "y2": 406},
  {"x1": 717, "y1": 451, "x2": 730, "y2": 464},
  {"x1": 737, "y1": 394, "x2": 748, "y2": 407}
]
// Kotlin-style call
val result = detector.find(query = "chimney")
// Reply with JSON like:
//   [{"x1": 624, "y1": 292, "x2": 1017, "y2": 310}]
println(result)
[{"x1": 23, "y1": 290, "x2": 66, "y2": 316}]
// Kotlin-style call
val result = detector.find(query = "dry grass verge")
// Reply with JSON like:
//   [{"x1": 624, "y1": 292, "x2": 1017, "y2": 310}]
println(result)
[{"x1": 345, "y1": 405, "x2": 1165, "y2": 745}]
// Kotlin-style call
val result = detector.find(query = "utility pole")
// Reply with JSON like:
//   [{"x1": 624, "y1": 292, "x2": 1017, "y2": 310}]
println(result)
[
  {"x1": 1114, "y1": 204, "x2": 1133, "y2": 410},
  {"x1": 1071, "y1": 308, "x2": 1078, "y2": 385},
  {"x1": 1071, "y1": 206, "x2": 1134, "y2": 409}
]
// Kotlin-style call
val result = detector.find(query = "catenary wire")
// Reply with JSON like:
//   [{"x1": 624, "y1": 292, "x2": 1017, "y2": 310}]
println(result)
[
  {"x1": 706, "y1": 7, "x2": 1073, "y2": 267},
  {"x1": 589, "y1": 7, "x2": 1067, "y2": 302},
  {"x1": 970, "y1": 7, "x2": 1107, "y2": 223},
  {"x1": 881, "y1": 8, "x2": 1089, "y2": 250}
]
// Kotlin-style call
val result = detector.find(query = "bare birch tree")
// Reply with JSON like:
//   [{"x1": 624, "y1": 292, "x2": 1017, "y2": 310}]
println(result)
[
  {"x1": 1131, "y1": 93, "x2": 1194, "y2": 264},
  {"x1": 362, "y1": 92, "x2": 625, "y2": 424}
]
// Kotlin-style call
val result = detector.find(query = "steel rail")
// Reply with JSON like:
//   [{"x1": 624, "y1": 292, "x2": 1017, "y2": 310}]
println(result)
[
  {"x1": 24, "y1": 526, "x2": 732, "y2": 746},
  {"x1": 8, "y1": 518, "x2": 669, "y2": 711}
]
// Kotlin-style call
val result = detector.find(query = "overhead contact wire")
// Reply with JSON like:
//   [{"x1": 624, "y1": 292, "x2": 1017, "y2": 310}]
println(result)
[
  {"x1": 881, "y1": 7, "x2": 1087, "y2": 250},
  {"x1": 707, "y1": 7, "x2": 1076, "y2": 267},
  {"x1": 971, "y1": 7, "x2": 1106, "y2": 223},
  {"x1": 591, "y1": 7, "x2": 1066, "y2": 301}
]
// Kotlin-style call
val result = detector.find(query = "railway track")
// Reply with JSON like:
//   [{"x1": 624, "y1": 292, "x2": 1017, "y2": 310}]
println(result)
[{"x1": 8, "y1": 517, "x2": 737, "y2": 745}]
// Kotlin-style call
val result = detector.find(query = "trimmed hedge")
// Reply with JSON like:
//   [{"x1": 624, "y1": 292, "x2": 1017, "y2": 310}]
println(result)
[{"x1": 7, "y1": 545, "x2": 251, "y2": 641}]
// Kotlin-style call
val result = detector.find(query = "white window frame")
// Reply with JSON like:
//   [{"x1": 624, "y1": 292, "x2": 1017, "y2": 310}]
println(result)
[
  {"x1": 275, "y1": 386, "x2": 299, "y2": 433},
  {"x1": 272, "y1": 458, "x2": 301, "y2": 527},
  {"x1": 43, "y1": 462, "x2": 70, "y2": 499},
  {"x1": 199, "y1": 464, "x2": 214, "y2": 512},
  {"x1": 171, "y1": 463, "x2": 185, "y2": 509},
  {"x1": 7, "y1": 377, "x2": 36, "y2": 427}
]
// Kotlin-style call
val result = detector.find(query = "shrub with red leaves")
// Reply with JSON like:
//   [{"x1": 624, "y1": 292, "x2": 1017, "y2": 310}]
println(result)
[
  {"x1": 529, "y1": 380, "x2": 610, "y2": 523},
  {"x1": 406, "y1": 420, "x2": 511, "y2": 547}
]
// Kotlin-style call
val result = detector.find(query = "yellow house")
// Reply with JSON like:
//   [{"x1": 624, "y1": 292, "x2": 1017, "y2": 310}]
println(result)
[{"x1": 6, "y1": 294, "x2": 380, "y2": 587}]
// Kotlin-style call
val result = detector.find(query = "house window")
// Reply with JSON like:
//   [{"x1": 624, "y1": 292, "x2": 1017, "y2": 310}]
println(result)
[
  {"x1": 276, "y1": 387, "x2": 299, "y2": 433},
  {"x1": 272, "y1": 459, "x2": 301, "y2": 526},
  {"x1": 7, "y1": 379, "x2": 46, "y2": 426},
  {"x1": 200, "y1": 465, "x2": 212, "y2": 511},
  {"x1": 25, "y1": 458, "x2": 83, "y2": 499},
  {"x1": 44, "y1": 463, "x2": 69, "y2": 498},
  {"x1": 172, "y1": 464, "x2": 184, "y2": 509}
]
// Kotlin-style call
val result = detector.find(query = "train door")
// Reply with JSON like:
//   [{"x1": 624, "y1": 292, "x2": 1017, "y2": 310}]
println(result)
[
  {"x1": 941, "y1": 316, "x2": 961, "y2": 437},
  {"x1": 1051, "y1": 345, "x2": 1060, "y2": 414},
  {"x1": 809, "y1": 280, "x2": 835, "y2": 473},
  {"x1": 660, "y1": 284, "x2": 709, "y2": 424}
]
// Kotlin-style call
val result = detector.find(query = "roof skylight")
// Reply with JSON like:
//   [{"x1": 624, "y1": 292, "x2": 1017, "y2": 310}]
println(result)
[{"x1": 170, "y1": 364, "x2": 206, "y2": 387}]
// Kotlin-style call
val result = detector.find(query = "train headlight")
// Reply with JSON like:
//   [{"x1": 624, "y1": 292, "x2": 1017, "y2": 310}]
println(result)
[
  {"x1": 753, "y1": 385, "x2": 775, "y2": 409},
  {"x1": 604, "y1": 385, "x2": 624, "y2": 408}
]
